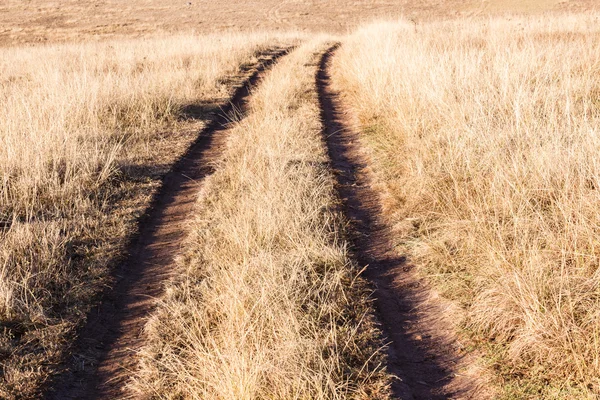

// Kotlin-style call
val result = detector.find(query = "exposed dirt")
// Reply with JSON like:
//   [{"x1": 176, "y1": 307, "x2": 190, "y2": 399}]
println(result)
[
  {"x1": 317, "y1": 45, "x2": 489, "y2": 399},
  {"x1": 44, "y1": 47, "x2": 292, "y2": 400}
]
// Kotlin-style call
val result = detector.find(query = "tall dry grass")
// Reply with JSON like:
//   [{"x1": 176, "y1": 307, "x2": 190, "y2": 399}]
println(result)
[
  {"x1": 132, "y1": 39, "x2": 391, "y2": 399},
  {"x1": 0, "y1": 33, "x2": 294, "y2": 398},
  {"x1": 333, "y1": 16, "x2": 600, "y2": 399}
]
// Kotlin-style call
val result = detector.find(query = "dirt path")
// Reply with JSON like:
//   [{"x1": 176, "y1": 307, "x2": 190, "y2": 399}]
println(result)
[
  {"x1": 317, "y1": 45, "x2": 485, "y2": 399},
  {"x1": 45, "y1": 47, "x2": 292, "y2": 400}
]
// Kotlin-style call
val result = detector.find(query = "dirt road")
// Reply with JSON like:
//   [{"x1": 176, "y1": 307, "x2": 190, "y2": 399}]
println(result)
[{"x1": 42, "y1": 43, "x2": 487, "y2": 399}]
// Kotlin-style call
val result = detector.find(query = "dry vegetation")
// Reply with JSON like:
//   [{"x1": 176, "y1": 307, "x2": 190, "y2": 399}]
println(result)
[
  {"x1": 0, "y1": 32, "x2": 296, "y2": 398},
  {"x1": 3, "y1": 0, "x2": 598, "y2": 46},
  {"x1": 4, "y1": 1, "x2": 600, "y2": 398},
  {"x1": 332, "y1": 15, "x2": 600, "y2": 398},
  {"x1": 131, "y1": 40, "x2": 391, "y2": 399}
]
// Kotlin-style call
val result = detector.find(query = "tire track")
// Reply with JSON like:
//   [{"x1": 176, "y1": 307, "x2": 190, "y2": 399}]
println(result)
[
  {"x1": 45, "y1": 46, "x2": 293, "y2": 400},
  {"x1": 265, "y1": 0, "x2": 296, "y2": 29},
  {"x1": 317, "y1": 44, "x2": 484, "y2": 399}
]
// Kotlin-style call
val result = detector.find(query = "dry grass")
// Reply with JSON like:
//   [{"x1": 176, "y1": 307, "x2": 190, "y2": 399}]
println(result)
[
  {"x1": 332, "y1": 15, "x2": 600, "y2": 399},
  {"x1": 3, "y1": 0, "x2": 599, "y2": 46},
  {"x1": 0, "y1": 32, "x2": 297, "y2": 398},
  {"x1": 132, "y1": 40, "x2": 391, "y2": 399}
]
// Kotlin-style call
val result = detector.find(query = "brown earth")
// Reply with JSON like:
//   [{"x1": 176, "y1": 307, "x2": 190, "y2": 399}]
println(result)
[
  {"x1": 44, "y1": 47, "x2": 292, "y2": 400},
  {"x1": 1, "y1": 0, "x2": 598, "y2": 46}
]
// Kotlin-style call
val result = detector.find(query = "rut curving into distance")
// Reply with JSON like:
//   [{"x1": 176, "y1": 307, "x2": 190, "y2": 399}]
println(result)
[
  {"x1": 46, "y1": 47, "x2": 292, "y2": 400},
  {"x1": 317, "y1": 45, "x2": 485, "y2": 400}
]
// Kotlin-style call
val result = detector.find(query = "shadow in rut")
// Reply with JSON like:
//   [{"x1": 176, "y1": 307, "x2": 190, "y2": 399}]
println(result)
[
  {"x1": 44, "y1": 47, "x2": 293, "y2": 400},
  {"x1": 317, "y1": 44, "x2": 478, "y2": 400},
  {"x1": 178, "y1": 102, "x2": 221, "y2": 121}
]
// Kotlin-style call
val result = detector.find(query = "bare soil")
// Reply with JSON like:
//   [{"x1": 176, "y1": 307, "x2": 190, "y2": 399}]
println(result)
[
  {"x1": 44, "y1": 47, "x2": 292, "y2": 400},
  {"x1": 317, "y1": 45, "x2": 489, "y2": 399}
]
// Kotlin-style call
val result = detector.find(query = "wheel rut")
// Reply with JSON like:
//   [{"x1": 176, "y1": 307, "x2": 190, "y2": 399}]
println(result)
[
  {"x1": 317, "y1": 45, "x2": 483, "y2": 400},
  {"x1": 45, "y1": 47, "x2": 292, "y2": 400}
]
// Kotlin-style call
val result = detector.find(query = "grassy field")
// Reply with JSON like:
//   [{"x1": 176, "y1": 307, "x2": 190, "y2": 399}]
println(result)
[
  {"x1": 1, "y1": 0, "x2": 597, "y2": 46},
  {"x1": 0, "y1": 32, "x2": 297, "y2": 398},
  {"x1": 3, "y1": 1, "x2": 600, "y2": 399},
  {"x1": 332, "y1": 15, "x2": 600, "y2": 399}
]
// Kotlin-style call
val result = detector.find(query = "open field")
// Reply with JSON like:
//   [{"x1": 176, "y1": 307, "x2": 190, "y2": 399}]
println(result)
[
  {"x1": 3, "y1": 1, "x2": 600, "y2": 399},
  {"x1": 1, "y1": 0, "x2": 599, "y2": 46}
]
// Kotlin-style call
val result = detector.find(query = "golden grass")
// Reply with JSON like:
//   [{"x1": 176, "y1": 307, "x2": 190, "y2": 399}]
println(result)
[
  {"x1": 132, "y1": 39, "x2": 391, "y2": 399},
  {"x1": 0, "y1": 32, "x2": 297, "y2": 398},
  {"x1": 5, "y1": 0, "x2": 599, "y2": 47},
  {"x1": 332, "y1": 16, "x2": 600, "y2": 398}
]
